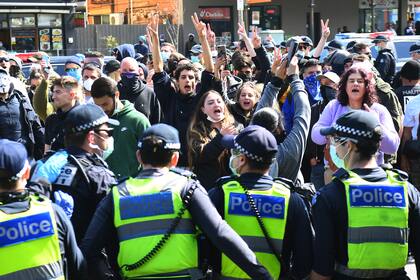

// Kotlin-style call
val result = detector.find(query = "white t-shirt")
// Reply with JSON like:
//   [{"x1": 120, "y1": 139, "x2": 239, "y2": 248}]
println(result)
[{"x1": 403, "y1": 94, "x2": 420, "y2": 140}]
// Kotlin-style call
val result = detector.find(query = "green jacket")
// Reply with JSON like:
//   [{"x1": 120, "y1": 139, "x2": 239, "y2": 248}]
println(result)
[
  {"x1": 107, "y1": 100, "x2": 150, "y2": 179},
  {"x1": 33, "y1": 78, "x2": 55, "y2": 122}
]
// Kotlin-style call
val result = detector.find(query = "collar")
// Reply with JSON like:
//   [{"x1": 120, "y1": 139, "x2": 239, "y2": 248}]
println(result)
[{"x1": 238, "y1": 172, "x2": 273, "y2": 190}]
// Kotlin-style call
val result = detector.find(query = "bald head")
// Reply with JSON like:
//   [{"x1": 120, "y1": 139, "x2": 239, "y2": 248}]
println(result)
[{"x1": 120, "y1": 57, "x2": 139, "y2": 74}]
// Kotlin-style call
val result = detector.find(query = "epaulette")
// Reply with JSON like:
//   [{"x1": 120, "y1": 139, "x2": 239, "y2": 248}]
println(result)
[
  {"x1": 390, "y1": 168, "x2": 409, "y2": 182},
  {"x1": 332, "y1": 168, "x2": 350, "y2": 180},
  {"x1": 215, "y1": 175, "x2": 238, "y2": 187},
  {"x1": 273, "y1": 177, "x2": 294, "y2": 190},
  {"x1": 170, "y1": 167, "x2": 197, "y2": 179}
]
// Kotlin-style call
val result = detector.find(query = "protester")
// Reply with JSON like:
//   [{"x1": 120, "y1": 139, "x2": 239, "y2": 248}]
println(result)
[
  {"x1": 81, "y1": 63, "x2": 101, "y2": 103},
  {"x1": 104, "y1": 59, "x2": 121, "y2": 82},
  {"x1": 187, "y1": 90, "x2": 240, "y2": 189}
]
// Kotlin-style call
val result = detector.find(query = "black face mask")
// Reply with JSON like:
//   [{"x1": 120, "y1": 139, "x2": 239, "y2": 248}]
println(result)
[
  {"x1": 120, "y1": 74, "x2": 140, "y2": 91},
  {"x1": 238, "y1": 72, "x2": 253, "y2": 83},
  {"x1": 30, "y1": 85, "x2": 37, "y2": 91},
  {"x1": 320, "y1": 85, "x2": 337, "y2": 101}
]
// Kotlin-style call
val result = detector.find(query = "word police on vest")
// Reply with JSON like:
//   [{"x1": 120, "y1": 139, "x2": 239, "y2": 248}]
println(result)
[
  {"x1": 349, "y1": 185, "x2": 406, "y2": 207},
  {"x1": 0, "y1": 212, "x2": 54, "y2": 248},
  {"x1": 229, "y1": 193, "x2": 285, "y2": 219}
]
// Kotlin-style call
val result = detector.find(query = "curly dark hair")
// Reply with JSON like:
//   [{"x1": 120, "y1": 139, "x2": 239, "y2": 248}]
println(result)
[{"x1": 337, "y1": 67, "x2": 377, "y2": 107}]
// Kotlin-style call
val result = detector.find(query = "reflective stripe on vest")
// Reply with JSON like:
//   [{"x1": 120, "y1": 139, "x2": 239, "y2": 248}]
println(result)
[
  {"x1": 221, "y1": 180, "x2": 290, "y2": 280},
  {"x1": 0, "y1": 195, "x2": 63, "y2": 279},
  {"x1": 113, "y1": 171, "x2": 198, "y2": 279},
  {"x1": 340, "y1": 170, "x2": 409, "y2": 274},
  {"x1": 335, "y1": 263, "x2": 400, "y2": 279}
]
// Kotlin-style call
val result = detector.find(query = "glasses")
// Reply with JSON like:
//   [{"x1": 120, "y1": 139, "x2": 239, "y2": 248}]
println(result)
[
  {"x1": 230, "y1": 148, "x2": 241, "y2": 156},
  {"x1": 298, "y1": 45, "x2": 309, "y2": 50},
  {"x1": 94, "y1": 129, "x2": 113, "y2": 137},
  {"x1": 0, "y1": 57, "x2": 9, "y2": 63},
  {"x1": 331, "y1": 136, "x2": 358, "y2": 145}
]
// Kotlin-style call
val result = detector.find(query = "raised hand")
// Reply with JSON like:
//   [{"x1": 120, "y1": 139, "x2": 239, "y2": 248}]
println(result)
[
  {"x1": 321, "y1": 19, "x2": 330, "y2": 40},
  {"x1": 271, "y1": 48, "x2": 283, "y2": 74},
  {"x1": 237, "y1": 22, "x2": 248, "y2": 40},
  {"x1": 206, "y1": 23, "x2": 216, "y2": 46},
  {"x1": 191, "y1": 13, "x2": 206, "y2": 38},
  {"x1": 147, "y1": 14, "x2": 159, "y2": 41},
  {"x1": 251, "y1": 26, "x2": 262, "y2": 49}
]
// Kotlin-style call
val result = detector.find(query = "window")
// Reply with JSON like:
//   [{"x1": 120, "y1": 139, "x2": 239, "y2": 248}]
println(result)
[
  {"x1": 93, "y1": 15, "x2": 110, "y2": 24},
  {"x1": 38, "y1": 14, "x2": 62, "y2": 27},
  {"x1": 10, "y1": 14, "x2": 35, "y2": 27}
]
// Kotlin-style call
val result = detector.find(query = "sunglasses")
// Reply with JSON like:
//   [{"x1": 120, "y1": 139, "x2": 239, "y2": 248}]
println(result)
[
  {"x1": 0, "y1": 57, "x2": 9, "y2": 63},
  {"x1": 94, "y1": 129, "x2": 113, "y2": 137},
  {"x1": 331, "y1": 136, "x2": 358, "y2": 145}
]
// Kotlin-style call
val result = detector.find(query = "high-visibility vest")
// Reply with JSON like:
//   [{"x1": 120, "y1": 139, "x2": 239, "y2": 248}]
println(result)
[
  {"x1": 337, "y1": 170, "x2": 409, "y2": 279},
  {"x1": 113, "y1": 171, "x2": 198, "y2": 279},
  {"x1": 0, "y1": 194, "x2": 63, "y2": 279},
  {"x1": 221, "y1": 180, "x2": 290, "y2": 280}
]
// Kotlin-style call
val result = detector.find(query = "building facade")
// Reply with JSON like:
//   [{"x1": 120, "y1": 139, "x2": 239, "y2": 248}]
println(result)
[{"x1": 0, "y1": 0, "x2": 76, "y2": 54}]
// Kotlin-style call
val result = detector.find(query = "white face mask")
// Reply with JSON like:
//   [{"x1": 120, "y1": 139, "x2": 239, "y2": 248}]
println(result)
[
  {"x1": 0, "y1": 72, "x2": 11, "y2": 94},
  {"x1": 207, "y1": 114, "x2": 225, "y2": 123},
  {"x1": 83, "y1": 78, "x2": 95, "y2": 92},
  {"x1": 229, "y1": 155, "x2": 240, "y2": 176}
]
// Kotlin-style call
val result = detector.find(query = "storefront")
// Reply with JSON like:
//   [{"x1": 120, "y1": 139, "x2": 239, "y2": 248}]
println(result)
[
  {"x1": 0, "y1": 1, "x2": 76, "y2": 54},
  {"x1": 198, "y1": 6, "x2": 234, "y2": 45}
]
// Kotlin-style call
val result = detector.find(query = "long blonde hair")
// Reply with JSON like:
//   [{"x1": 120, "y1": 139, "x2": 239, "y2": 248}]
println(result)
[{"x1": 187, "y1": 90, "x2": 235, "y2": 168}]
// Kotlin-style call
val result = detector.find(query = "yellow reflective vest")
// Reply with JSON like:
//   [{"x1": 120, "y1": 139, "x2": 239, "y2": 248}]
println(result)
[
  {"x1": 0, "y1": 194, "x2": 63, "y2": 279},
  {"x1": 113, "y1": 171, "x2": 198, "y2": 279},
  {"x1": 221, "y1": 180, "x2": 290, "y2": 280},
  {"x1": 337, "y1": 170, "x2": 409, "y2": 278}
]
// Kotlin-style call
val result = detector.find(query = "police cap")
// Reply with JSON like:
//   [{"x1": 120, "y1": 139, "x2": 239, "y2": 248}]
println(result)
[
  {"x1": 320, "y1": 110, "x2": 382, "y2": 142},
  {"x1": 221, "y1": 125, "x2": 278, "y2": 163},
  {"x1": 0, "y1": 139, "x2": 28, "y2": 181},
  {"x1": 138, "y1": 124, "x2": 181, "y2": 150},
  {"x1": 64, "y1": 103, "x2": 120, "y2": 134}
]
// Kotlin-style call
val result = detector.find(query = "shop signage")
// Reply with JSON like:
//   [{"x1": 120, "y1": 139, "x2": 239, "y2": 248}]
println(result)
[{"x1": 199, "y1": 7, "x2": 231, "y2": 20}]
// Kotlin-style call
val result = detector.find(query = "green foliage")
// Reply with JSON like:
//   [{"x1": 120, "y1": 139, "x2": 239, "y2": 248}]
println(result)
[{"x1": 103, "y1": 35, "x2": 119, "y2": 49}]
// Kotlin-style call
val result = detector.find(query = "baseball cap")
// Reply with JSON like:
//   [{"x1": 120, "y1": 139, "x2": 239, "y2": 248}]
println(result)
[
  {"x1": 320, "y1": 110, "x2": 382, "y2": 142},
  {"x1": 346, "y1": 40, "x2": 357, "y2": 52},
  {"x1": 65, "y1": 56, "x2": 82, "y2": 67},
  {"x1": 64, "y1": 103, "x2": 119, "y2": 134},
  {"x1": 409, "y1": 43, "x2": 420, "y2": 54},
  {"x1": 263, "y1": 40, "x2": 275, "y2": 49},
  {"x1": 286, "y1": 36, "x2": 303, "y2": 48},
  {"x1": 300, "y1": 36, "x2": 314, "y2": 47},
  {"x1": 103, "y1": 59, "x2": 120, "y2": 75},
  {"x1": 317, "y1": 71, "x2": 340, "y2": 85},
  {"x1": 138, "y1": 124, "x2": 181, "y2": 150},
  {"x1": 372, "y1": 35, "x2": 388, "y2": 44},
  {"x1": 221, "y1": 125, "x2": 278, "y2": 162},
  {"x1": 0, "y1": 139, "x2": 28, "y2": 181},
  {"x1": 278, "y1": 41, "x2": 287, "y2": 49},
  {"x1": 400, "y1": 60, "x2": 420, "y2": 81},
  {"x1": 325, "y1": 40, "x2": 343, "y2": 50},
  {"x1": 190, "y1": 44, "x2": 203, "y2": 54}
]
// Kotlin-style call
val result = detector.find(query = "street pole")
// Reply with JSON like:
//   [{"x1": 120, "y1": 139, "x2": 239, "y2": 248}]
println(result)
[
  {"x1": 370, "y1": 0, "x2": 375, "y2": 32},
  {"x1": 130, "y1": 0, "x2": 133, "y2": 24},
  {"x1": 309, "y1": 0, "x2": 315, "y2": 40}
]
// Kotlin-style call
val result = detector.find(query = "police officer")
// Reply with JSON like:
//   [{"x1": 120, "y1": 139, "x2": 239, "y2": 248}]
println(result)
[
  {"x1": 81, "y1": 123, "x2": 273, "y2": 280},
  {"x1": 0, "y1": 139, "x2": 86, "y2": 279},
  {"x1": 31, "y1": 103, "x2": 118, "y2": 243},
  {"x1": 311, "y1": 110, "x2": 420, "y2": 280},
  {"x1": 209, "y1": 125, "x2": 313, "y2": 279},
  {"x1": 372, "y1": 35, "x2": 396, "y2": 84}
]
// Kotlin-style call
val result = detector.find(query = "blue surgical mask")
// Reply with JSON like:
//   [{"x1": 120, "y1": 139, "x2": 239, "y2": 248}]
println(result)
[
  {"x1": 229, "y1": 155, "x2": 240, "y2": 176},
  {"x1": 374, "y1": 45, "x2": 380, "y2": 52},
  {"x1": 65, "y1": 68, "x2": 82, "y2": 81},
  {"x1": 191, "y1": 55, "x2": 200, "y2": 63},
  {"x1": 161, "y1": 51, "x2": 170, "y2": 63},
  {"x1": 329, "y1": 144, "x2": 345, "y2": 169}
]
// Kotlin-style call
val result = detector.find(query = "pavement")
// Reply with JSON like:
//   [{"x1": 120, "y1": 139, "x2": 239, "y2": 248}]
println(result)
[{"x1": 406, "y1": 262, "x2": 417, "y2": 279}]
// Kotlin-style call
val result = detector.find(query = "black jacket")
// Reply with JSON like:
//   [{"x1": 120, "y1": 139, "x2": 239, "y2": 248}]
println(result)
[
  {"x1": 374, "y1": 49, "x2": 396, "y2": 84},
  {"x1": 118, "y1": 79, "x2": 162, "y2": 125},
  {"x1": 0, "y1": 90, "x2": 44, "y2": 159}
]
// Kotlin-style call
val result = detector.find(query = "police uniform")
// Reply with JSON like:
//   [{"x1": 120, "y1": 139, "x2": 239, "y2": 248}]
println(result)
[
  {"x1": 209, "y1": 125, "x2": 313, "y2": 279},
  {"x1": 31, "y1": 103, "x2": 118, "y2": 243},
  {"x1": 313, "y1": 110, "x2": 420, "y2": 279},
  {"x1": 0, "y1": 139, "x2": 86, "y2": 279},
  {"x1": 81, "y1": 124, "x2": 273, "y2": 280}
]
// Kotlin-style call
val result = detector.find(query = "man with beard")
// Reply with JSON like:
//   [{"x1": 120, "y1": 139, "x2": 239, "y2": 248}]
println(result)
[
  {"x1": 92, "y1": 77, "x2": 150, "y2": 179},
  {"x1": 118, "y1": 57, "x2": 161, "y2": 125}
]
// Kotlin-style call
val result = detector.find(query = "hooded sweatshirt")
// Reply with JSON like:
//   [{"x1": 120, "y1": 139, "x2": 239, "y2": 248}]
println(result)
[
  {"x1": 116, "y1": 44, "x2": 136, "y2": 62},
  {"x1": 106, "y1": 100, "x2": 150, "y2": 179}
]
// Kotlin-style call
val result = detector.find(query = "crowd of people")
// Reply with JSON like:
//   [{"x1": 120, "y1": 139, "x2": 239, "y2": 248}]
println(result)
[{"x1": 0, "y1": 13, "x2": 420, "y2": 280}]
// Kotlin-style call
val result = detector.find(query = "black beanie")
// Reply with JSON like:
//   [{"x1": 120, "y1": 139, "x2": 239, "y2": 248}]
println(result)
[
  {"x1": 400, "y1": 60, "x2": 420, "y2": 81},
  {"x1": 104, "y1": 60, "x2": 120, "y2": 75}
]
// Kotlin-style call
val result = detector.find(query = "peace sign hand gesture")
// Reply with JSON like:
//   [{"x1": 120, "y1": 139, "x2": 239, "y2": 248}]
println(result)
[
  {"x1": 191, "y1": 13, "x2": 207, "y2": 38},
  {"x1": 321, "y1": 19, "x2": 330, "y2": 40},
  {"x1": 251, "y1": 26, "x2": 261, "y2": 49},
  {"x1": 237, "y1": 22, "x2": 248, "y2": 40},
  {"x1": 147, "y1": 14, "x2": 159, "y2": 42}
]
